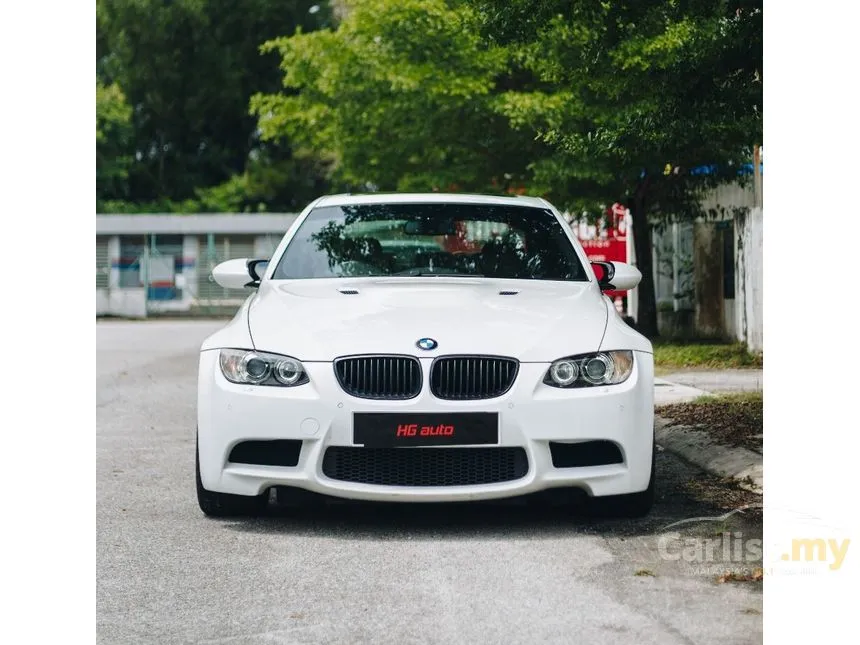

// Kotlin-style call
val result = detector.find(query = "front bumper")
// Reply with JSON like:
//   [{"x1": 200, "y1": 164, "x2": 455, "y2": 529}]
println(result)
[{"x1": 197, "y1": 351, "x2": 654, "y2": 501}]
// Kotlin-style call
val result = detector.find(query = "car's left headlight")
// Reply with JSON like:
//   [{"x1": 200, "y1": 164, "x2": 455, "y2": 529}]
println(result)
[
  {"x1": 219, "y1": 349, "x2": 309, "y2": 387},
  {"x1": 543, "y1": 351, "x2": 634, "y2": 388}
]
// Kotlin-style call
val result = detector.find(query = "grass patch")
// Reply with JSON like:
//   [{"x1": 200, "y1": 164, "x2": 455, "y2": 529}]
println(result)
[
  {"x1": 658, "y1": 391, "x2": 763, "y2": 453},
  {"x1": 693, "y1": 391, "x2": 762, "y2": 405},
  {"x1": 653, "y1": 341, "x2": 763, "y2": 369}
]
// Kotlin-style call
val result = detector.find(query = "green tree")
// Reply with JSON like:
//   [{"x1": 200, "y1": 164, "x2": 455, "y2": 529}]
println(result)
[
  {"x1": 96, "y1": 81, "x2": 134, "y2": 203},
  {"x1": 97, "y1": 0, "x2": 333, "y2": 210},
  {"x1": 254, "y1": 0, "x2": 761, "y2": 336},
  {"x1": 251, "y1": 0, "x2": 547, "y2": 194},
  {"x1": 471, "y1": 0, "x2": 763, "y2": 336}
]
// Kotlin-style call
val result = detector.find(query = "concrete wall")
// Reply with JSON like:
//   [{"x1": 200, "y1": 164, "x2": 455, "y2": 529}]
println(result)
[
  {"x1": 96, "y1": 289, "x2": 110, "y2": 316},
  {"x1": 108, "y1": 288, "x2": 147, "y2": 318},
  {"x1": 652, "y1": 230, "x2": 675, "y2": 308},
  {"x1": 700, "y1": 180, "x2": 762, "y2": 351},
  {"x1": 699, "y1": 183, "x2": 756, "y2": 217},
  {"x1": 724, "y1": 298, "x2": 736, "y2": 339},
  {"x1": 649, "y1": 180, "x2": 762, "y2": 345},
  {"x1": 734, "y1": 206, "x2": 764, "y2": 352},
  {"x1": 652, "y1": 222, "x2": 696, "y2": 337},
  {"x1": 693, "y1": 221, "x2": 726, "y2": 337},
  {"x1": 97, "y1": 235, "x2": 147, "y2": 317}
]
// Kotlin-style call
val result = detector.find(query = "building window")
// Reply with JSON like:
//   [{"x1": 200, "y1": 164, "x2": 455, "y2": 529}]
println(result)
[{"x1": 118, "y1": 236, "x2": 145, "y2": 288}]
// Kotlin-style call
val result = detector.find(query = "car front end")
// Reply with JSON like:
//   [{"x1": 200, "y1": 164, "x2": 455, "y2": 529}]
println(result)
[
  {"x1": 198, "y1": 342, "x2": 653, "y2": 504},
  {"x1": 196, "y1": 194, "x2": 654, "y2": 517}
]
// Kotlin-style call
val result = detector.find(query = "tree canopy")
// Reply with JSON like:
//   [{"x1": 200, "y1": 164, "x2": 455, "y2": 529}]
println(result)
[
  {"x1": 96, "y1": 81, "x2": 133, "y2": 201},
  {"x1": 96, "y1": 0, "x2": 333, "y2": 212},
  {"x1": 251, "y1": 0, "x2": 548, "y2": 195},
  {"x1": 252, "y1": 0, "x2": 761, "y2": 334},
  {"x1": 473, "y1": 0, "x2": 762, "y2": 208}
]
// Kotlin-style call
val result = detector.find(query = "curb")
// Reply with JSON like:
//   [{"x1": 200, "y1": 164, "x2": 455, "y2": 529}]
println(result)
[{"x1": 655, "y1": 416, "x2": 762, "y2": 495}]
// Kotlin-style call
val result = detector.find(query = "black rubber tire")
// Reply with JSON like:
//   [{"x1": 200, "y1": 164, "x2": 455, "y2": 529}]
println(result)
[
  {"x1": 196, "y1": 440, "x2": 268, "y2": 518},
  {"x1": 587, "y1": 442, "x2": 656, "y2": 519}
]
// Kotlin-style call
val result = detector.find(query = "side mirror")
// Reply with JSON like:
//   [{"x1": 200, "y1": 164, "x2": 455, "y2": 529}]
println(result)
[
  {"x1": 211, "y1": 258, "x2": 269, "y2": 289},
  {"x1": 591, "y1": 261, "x2": 641, "y2": 291}
]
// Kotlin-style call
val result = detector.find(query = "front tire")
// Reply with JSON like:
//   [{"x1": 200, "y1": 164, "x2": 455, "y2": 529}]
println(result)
[{"x1": 196, "y1": 440, "x2": 268, "y2": 518}]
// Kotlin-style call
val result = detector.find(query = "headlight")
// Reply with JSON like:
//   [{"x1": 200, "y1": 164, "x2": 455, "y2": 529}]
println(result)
[
  {"x1": 549, "y1": 359, "x2": 579, "y2": 386},
  {"x1": 219, "y1": 349, "x2": 309, "y2": 387},
  {"x1": 544, "y1": 351, "x2": 634, "y2": 388}
]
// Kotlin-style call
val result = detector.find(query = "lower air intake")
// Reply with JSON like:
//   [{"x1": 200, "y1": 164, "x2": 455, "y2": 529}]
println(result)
[
  {"x1": 228, "y1": 440, "x2": 302, "y2": 467},
  {"x1": 549, "y1": 441, "x2": 624, "y2": 468},
  {"x1": 322, "y1": 447, "x2": 529, "y2": 486}
]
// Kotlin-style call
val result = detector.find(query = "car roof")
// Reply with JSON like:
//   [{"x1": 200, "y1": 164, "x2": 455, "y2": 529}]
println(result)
[{"x1": 315, "y1": 192, "x2": 552, "y2": 209}]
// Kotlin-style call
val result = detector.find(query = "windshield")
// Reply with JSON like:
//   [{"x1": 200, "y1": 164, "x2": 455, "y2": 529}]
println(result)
[{"x1": 272, "y1": 203, "x2": 587, "y2": 281}]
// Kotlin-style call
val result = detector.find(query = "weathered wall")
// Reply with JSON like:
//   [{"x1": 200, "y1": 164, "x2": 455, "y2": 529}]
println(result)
[
  {"x1": 107, "y1": 288, "x2": 147, "y2": 318},
  {"x1": 699, "y1": 183, "x2": 756, "y2": 218},
  {"x1": 652, "y1": 222, "x2": 696, "y2": 337},
  {"x1": 699, "y1": 181, "x2": 763, "y2": 351},
  {"x1": 651, "y1": 180, "x2": 762, "y2": 346},
  {"x1": 693, "y1": 221, "x2": 726, "y2": 337},
  {"x1": 734, "y1": 206, "x2": 764, "y2": 352},
  {"x1": 96, "y1": 289, "x2": 110, "y2": 316}
]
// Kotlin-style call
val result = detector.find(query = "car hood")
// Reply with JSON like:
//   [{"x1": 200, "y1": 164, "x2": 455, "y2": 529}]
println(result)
[{"x1": 247, "y1": 277, "x2": 608, "y2": 362}]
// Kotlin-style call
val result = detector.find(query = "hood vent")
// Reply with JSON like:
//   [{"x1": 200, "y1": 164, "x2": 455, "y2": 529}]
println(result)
[
  {"x1": 498, "y1": 290, "x2": 519, "y2": 296},
  {"x1": 338, "y1": 288, "x2": 360, "y2": 295}
]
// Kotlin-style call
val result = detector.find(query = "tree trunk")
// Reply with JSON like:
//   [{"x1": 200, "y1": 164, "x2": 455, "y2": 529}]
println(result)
[{"x1": 629, "y1": 193, "x2": 659, "y2": 338}]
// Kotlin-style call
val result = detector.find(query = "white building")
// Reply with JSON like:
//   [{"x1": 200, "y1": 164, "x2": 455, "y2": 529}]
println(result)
[
  {"x1": 650, "y1": 180, "x2": 763, "y2": 350},
  {"x1": 96, "y1": 213, "x2": 297, "y2": 317}
]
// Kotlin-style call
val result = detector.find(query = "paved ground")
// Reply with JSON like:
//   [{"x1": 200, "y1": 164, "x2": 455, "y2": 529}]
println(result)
[
  {"x1": 97, "y1": 321, "x2": 762, "y2": 645},
  {"x1": 653, "y1": 378, "x2": 712, "y2": 406},
  {"x1": 654, "y1": 369, "x2": 762, "y2": 406},
  {"x1": 659, "y1": 369, "x2": 763, "y2": 394}
]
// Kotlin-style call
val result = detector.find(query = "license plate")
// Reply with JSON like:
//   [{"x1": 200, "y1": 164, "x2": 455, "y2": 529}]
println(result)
[{"x1": 353, "y1": 412, "x2": 499, "y2": 447}]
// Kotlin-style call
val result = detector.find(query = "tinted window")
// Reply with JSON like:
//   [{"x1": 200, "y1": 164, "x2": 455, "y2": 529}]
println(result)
[{"x1": 272, "y1": 203, "x2": 587, "y2": 281}]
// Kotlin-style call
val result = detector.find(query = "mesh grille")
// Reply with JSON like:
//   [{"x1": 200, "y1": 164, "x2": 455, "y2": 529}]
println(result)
[
  {"x1": 430, "y1": 356, "x2": 519, "y2": 400},
  {"x1": 334, "y1": 355, "x2": 422, "y2": 400},
  {"x1": 322, "y1": 447, "x2": 528, "y2": 486}
]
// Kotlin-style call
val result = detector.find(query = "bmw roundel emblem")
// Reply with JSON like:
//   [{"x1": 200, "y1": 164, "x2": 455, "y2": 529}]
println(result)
[{"x1": 416, "y1": 338, "x2": 438, "y2": 351}]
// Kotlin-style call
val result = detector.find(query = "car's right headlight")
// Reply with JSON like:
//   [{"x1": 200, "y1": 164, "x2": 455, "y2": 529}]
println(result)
[
  {"x1": 219, "y1": 349, "x2": 309, "y2": 387},
  {"x1": 543, "y1": 350, "x2": 634, "y2": 388}
]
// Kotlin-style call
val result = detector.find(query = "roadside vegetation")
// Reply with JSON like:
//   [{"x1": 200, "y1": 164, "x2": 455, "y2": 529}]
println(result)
[{"x1": 653, "y1": 341, "x2": 763, "y2": 369}]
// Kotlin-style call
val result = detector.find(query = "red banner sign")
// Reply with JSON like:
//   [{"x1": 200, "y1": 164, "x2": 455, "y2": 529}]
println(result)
[{"x1": 572, "y1": 205, "x2": 629, "y2": 299}]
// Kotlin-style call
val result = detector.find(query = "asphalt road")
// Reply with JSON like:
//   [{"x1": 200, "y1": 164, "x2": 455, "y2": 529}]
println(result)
[{"x1": 97, "y1": 320, "x2": 762, "y2": 645}]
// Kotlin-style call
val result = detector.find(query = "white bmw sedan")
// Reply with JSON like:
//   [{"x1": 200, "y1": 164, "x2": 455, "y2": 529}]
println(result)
[{"x1": 197, "y1": 193, "x2": 654, "y2": 517}]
